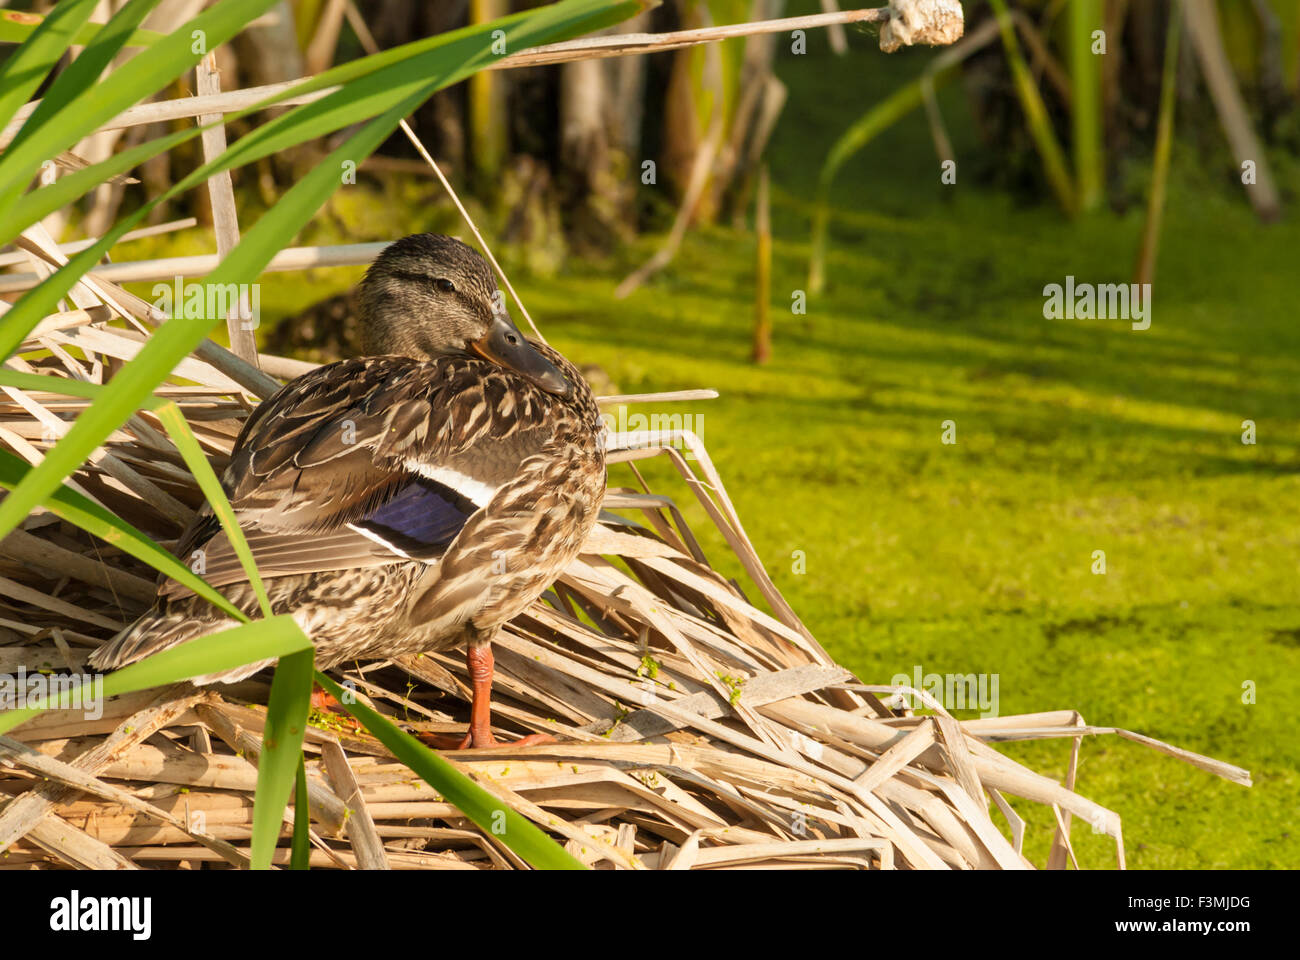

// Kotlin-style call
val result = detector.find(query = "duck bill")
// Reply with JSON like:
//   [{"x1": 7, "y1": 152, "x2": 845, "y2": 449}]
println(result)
[{"x1": 469, "y1": 315, "x2": 572, "y2": 398}]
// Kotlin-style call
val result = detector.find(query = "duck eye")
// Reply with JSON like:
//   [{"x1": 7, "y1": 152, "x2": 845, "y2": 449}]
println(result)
[{"x1": 434, "y1": 278, "x2": 455, "y2": 293}]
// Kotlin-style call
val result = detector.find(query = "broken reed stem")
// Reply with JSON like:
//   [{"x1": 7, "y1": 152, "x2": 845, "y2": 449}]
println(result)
[
  {"x1": 752, "y1": 166, "x2": 772, "y2": 365},
  {"x1": 196, "y1": 53, "x2": 260, "y2": 367},
  {"x1": 1182, "y1": 0, "x2": 1281, "y2": 221},
  {"x1": 821, "y1": 0, "x2": 852, "y2": 56},
  {"x1": 0, "y1": 243, "x2": 390, "y2": 293},
  {"x1": 497, "y1": 7, "x2": 892, "y2": 67},
  {"x1": 0, "y1": 218, "x2": 197, "y2": 269},
  {"x1": 597, "y1": 389, "x2": 719, "y2": 405}
]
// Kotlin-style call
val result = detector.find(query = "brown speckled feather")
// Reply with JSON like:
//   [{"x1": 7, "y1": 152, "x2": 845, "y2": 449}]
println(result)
[
  {"x1": 158, "y1": 350, "x2": 578, "y2": 593},
  {"x1": 91, "y1": 340, "x2": 605, "y2": 679}
]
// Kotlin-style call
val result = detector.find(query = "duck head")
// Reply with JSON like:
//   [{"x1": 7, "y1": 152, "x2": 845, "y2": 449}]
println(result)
[{"x1": 359, "y1": 233, "x2": 573, "y2": 399}]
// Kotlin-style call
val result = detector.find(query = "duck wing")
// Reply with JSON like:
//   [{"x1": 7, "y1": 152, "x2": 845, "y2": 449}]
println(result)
[{"x1": 160, "y1": 355, "x2": 555, "y2": 599}]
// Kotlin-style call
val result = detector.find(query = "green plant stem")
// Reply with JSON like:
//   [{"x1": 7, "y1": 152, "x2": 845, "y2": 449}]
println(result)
[
  {"x1": 1134, "y1": 5, "x2": 1181, "y2": 285},
  {"x1": 989, "y1": 0, "x2": 1077, "y2": 217},
  {"x1": 1070, "y1": 0, "x2": 1104, "y2": 212}
]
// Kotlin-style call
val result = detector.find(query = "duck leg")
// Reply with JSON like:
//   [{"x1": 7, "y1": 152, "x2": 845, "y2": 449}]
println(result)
[
  {"x1": 421, "y1": 636, "x2": 557, "y2": 750},
  {"x1": 309, "y1": 684, "x2": 362, "y2": 732}
]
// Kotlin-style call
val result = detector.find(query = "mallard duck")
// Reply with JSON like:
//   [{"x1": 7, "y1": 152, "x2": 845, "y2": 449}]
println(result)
[{"x1": 90, "y1": 234, "x2": 607, "y2": 748}]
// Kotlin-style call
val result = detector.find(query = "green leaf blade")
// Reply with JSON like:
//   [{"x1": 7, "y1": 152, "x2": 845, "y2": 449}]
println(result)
[
  {"x1": 0, "y1": 0, "x2": 100, "y2": 135},
  {"x1": 0, "y1": 447, "x2": 246, "y2": 622},
  {"x1": 4, "y1": 0, "x2": 164, "y2": 157},
  {"x1": 290, "y1": 756, "x2": 311, "y2": 870},
  {"x1": 0, "y1": 0, "x2": 281, "y2": 206},
  {"x1": 252, "y1": 649, "x2": 314, "y2": 869},
  {"x1": 154, "y1": 401, "x2": 273, "y2": 619},
  {"x1": 0, "y1": 616, "x2": 313, "y2": 735}
]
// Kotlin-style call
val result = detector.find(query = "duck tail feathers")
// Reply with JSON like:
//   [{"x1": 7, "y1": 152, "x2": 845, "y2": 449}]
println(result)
[{"x1": 88, "y1": 608, "x2": 271, "y2": 685}]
